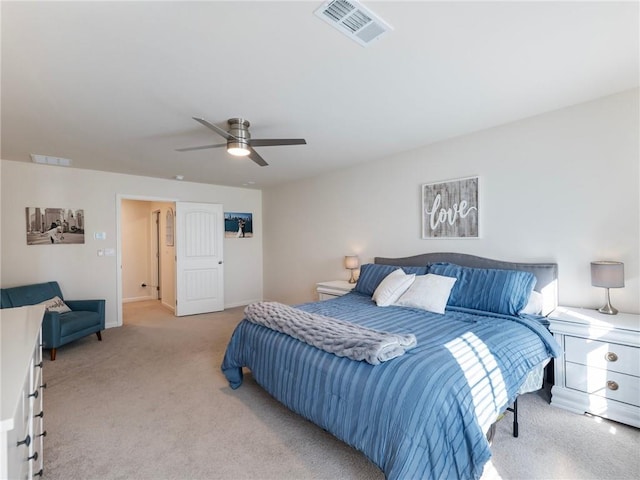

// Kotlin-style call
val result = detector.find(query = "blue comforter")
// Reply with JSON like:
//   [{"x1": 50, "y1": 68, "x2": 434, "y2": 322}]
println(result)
[{"x1": 222, "y1": 292, "x2": 560, "y2": 480}]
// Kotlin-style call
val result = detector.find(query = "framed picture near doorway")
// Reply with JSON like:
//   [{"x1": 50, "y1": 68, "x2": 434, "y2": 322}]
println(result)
[
  {"x1": 224, "y1": 212, "x2": 253, "y2": 238},
  {"x1": 26, "y1": 207, "x2": 85, "y2": 245},
  {"x1": 166, "y1": 208, "x2": 174, "y2": 246}
]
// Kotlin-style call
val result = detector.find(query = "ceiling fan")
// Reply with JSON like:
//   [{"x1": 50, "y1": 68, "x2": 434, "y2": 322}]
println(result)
[{"x1": 176, "y1": 117, "x2": 307, "y2": 167}]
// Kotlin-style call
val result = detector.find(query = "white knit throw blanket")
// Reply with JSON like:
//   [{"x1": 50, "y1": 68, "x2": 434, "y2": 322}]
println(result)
[{"x1": 244, "y1": 301, "x2": 417, "y2": 365}]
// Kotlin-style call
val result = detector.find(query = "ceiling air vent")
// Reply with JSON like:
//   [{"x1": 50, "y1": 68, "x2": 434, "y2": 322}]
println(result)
[
  {"x1": 30, "y1": 154, "x2": 72, "y2": 166},
  {"x1": 314, "y1": 0, "x2": 393, "y2": 47}
]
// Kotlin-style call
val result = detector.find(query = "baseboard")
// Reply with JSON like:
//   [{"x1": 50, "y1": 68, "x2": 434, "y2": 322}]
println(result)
[
  {"x1": 161, "y1": 300, "x2": 175, "y2": 312},
  {"x1": 123, "y1": 295, "x2": 154, "y2": 303},
  {"x1": 224, "y1": 298, "x2": 261, "y2": 309}
]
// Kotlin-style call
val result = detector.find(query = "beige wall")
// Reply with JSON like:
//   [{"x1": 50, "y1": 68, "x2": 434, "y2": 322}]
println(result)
[
  {"x1": 121, "y1": 199, "x2": 153, "y2": 302},
  {"x1": 0, "y1": 163, "x2": 263, "y2": 327},
  {"x1": 3, "y1": 89, "x2": 638, "y2": 319},
  {"x1": 263, "y1": 89, "x2": 640, "y2": 314}
]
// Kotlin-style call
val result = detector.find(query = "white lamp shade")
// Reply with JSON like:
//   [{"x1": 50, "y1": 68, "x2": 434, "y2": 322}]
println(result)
[
  {"x1": 344, "y1": 255, "x2": 359, "y2": 270},
  {"x1": 591, "y1": 261, "x2": 624, "y2": 288},
  {"x1": 227, "y1": 143, "x2": 251, "y2": 156}
]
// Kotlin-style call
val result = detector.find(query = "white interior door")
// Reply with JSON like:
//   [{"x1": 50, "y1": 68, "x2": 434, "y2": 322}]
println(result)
[{"x1": 175, "y1": 202, "x2": 224, "y2": 316}]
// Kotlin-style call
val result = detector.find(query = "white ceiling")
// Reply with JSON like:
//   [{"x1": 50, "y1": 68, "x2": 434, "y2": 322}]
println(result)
[{"x1": 2, "y1": 1, "x2": 638, "y2": 189}]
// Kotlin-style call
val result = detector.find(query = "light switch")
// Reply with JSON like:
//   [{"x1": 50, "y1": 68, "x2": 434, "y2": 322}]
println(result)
[{"x1": 104, "y1": 248, "x2": 115, "y2": 256}]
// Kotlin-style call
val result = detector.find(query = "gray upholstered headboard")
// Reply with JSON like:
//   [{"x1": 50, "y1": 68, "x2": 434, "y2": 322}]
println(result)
[{"x1": 374, "y1": 252, "x2": 558, "y2": 316}]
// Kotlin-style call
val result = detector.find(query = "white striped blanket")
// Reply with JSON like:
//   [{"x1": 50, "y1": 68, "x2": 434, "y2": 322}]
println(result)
[{"x1": 244, "y1": 301, "x2": 417, "y2": 365}]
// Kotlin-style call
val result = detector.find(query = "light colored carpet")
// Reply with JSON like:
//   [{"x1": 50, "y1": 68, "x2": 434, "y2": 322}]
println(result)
[{"x1": 41, "y1": 300, "x2": 639, "y2": 480}]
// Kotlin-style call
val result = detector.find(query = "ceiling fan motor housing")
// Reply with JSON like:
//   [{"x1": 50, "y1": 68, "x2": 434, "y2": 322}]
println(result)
[{"x1": 228, "y1": 118, "x2": 251, "y2": 152}]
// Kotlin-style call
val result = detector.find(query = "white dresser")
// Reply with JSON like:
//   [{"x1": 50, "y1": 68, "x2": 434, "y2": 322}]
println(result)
[
  {"x1": 316, "y1": 280, "x2": 356, "y2": 300},
  {"x1": 548, "y1": 306, "x2": 640, "y2": 427},
  {"x1": 1, "y1": 305, "x2": 46, "y2": 479}
]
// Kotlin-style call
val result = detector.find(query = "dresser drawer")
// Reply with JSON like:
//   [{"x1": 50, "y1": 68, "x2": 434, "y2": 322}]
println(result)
[
  {"x1": 565, "y1": 336, "x2": 640, "y2": 377},
  {"x1": 565, "y1": 362, "x2": 640, "y2": 407},
  {"x1": 5, "y1": 375, "x2": 32, "y2": 480},
  {"x1": 318, "y1": 292, "x2": 338, "y2": 301}
]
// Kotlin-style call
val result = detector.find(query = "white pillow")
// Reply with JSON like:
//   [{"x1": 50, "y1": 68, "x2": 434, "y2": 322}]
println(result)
[
  {"x1": 372, "y1": 269, "x2": 416, "y2": 307},
  {"x1": 394, "y1": 274, "x2": 457, "y2": 314},
  {"x1": 519, "y1": 290, "x2": 543, "y2": 315},
  {"x1": 38, "y1": 295, "x2": 71, "y2": 313}
]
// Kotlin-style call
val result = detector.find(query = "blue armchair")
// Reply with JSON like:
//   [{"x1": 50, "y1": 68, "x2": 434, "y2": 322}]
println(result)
[{"x1": 0, "y1": 281, "x2": 105, "y2": 360}]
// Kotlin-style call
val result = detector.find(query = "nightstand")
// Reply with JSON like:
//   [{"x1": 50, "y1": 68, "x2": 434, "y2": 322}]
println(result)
[
  {"x1": 547, "y1": 306, "x2": 640, "y2": 427},
  {"x1": 316, "y1": 280, "x2": 356, "y2": 301}
]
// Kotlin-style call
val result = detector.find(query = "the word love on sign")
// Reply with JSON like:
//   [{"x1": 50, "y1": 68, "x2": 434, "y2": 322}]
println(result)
[{"x1": 422, "y1": 176, "x2": 479, "y2": 238}]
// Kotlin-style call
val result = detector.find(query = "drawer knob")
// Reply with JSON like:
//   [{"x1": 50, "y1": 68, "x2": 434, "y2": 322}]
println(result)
[
  {"x1": 28, "y1": 451, "x2": 38, "y2": 462},
  {"x1": 605, "y1": 352, "x2": 618, "y2": 362},
  {"x1": 35, "y1": 361, "x2": 43, "y2": 368},
  {"x1": 37, "y1": 431, "x2": 47, "y2": 438},
  {"x1": 35, "y1": 410, "x2": 44, "y2": 419},
  {"x1": 607, "y1": 381, "x2": 619, "y2": 391},
  {"x1": 17, "y1": 435, "x2": 31, "y2": 447},
  {"x1": 28, "y1": 389, "x2": 39, "y2": 399},
  {"x1": 34, "y1": 469, "x2": 43, "y2": 477}
]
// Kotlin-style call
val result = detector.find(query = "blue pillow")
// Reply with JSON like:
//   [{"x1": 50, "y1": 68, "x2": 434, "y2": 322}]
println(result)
[
  {"x1": 355, "y1": 263, "x2": 428, "y2": 296},
  {"x1": 427, "y1": 262, "x2": 536, "y2": 316}
]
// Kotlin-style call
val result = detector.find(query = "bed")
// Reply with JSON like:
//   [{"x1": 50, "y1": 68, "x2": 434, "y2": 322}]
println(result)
[{"x1": 222, "y1": 253, "x2": 561, "y2": 480}]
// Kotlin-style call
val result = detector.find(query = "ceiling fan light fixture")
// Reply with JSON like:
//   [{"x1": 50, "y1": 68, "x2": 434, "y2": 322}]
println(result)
[{"x1": 227, "y1": 142, "x2": 251, "y2": 157}]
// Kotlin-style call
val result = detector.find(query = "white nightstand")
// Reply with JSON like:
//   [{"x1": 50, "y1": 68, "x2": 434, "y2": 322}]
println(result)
[
  {"x1": 547, "y1": 306, "x2": 640, "y2": 427},
  {"x1": 316, "y1": 280, "x2": 356, "y2": 301}
]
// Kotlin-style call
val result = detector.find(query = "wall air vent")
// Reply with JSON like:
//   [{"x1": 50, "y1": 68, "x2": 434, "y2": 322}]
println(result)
[{"x1": 314, "y1": 0, "x2": 393, "y2": 47}]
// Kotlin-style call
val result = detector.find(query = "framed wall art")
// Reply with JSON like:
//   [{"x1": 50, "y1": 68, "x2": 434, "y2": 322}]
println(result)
[
  {"x1": 26, "y1": 207, "x2": 85, "y2": 245},
  {"x1": 224, "y1": 212, "x2": 253, "y2": 238},
  {"x1": 422, "y1": 176, "x2": 479, "y2": 239},
  {"x1": 166, "y1": 208, "x2": 174, "y2": 246}
]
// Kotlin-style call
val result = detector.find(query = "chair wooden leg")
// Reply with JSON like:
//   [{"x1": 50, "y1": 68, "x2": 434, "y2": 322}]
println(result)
[
  {"x1": 50, "y1": 348, "x2": 57, "y2": 361},
  {"x1": 96, "y1": 331, "x2": 102, "y2": 341}
]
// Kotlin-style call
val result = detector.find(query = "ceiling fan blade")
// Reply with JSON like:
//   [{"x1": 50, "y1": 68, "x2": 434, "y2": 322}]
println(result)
[
  {"x1": 175, "y1": 143, "x2": 226, "y2": 152},
  {"x1": 192, "y1": 117, "x2": 237, "y2": 141},
  {"x1": 248, "y1": 147, "x2": 268, "y2": 167},
  {"x1": 250, "y1": 138, "x2": 307, "y2": 147}
]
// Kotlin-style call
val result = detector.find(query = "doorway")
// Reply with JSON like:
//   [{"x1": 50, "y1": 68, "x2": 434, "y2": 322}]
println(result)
[
  {"x1": 117, "y1": 196, "x2": 225, "y2": 327},
  {"x1": 119, "y1": 197, "x2": 177, "y2": 325}
]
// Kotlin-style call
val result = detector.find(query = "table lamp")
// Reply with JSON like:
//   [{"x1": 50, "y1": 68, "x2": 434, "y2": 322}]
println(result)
[
  {"x1": 344, "y1": 255, "x2": 360, "y2": 284},
  {"x1": 591, "y1": 261, "x2": 624, "y2": 315}
]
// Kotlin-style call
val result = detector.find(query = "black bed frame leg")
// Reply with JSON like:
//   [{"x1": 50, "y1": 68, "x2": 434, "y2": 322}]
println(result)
[
  {"x1": 507, "y1": 397, "x2": 518, "y2": 438},
  {"x1": 505, "y1": 397, "x2": 519, "y2": 438}
]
